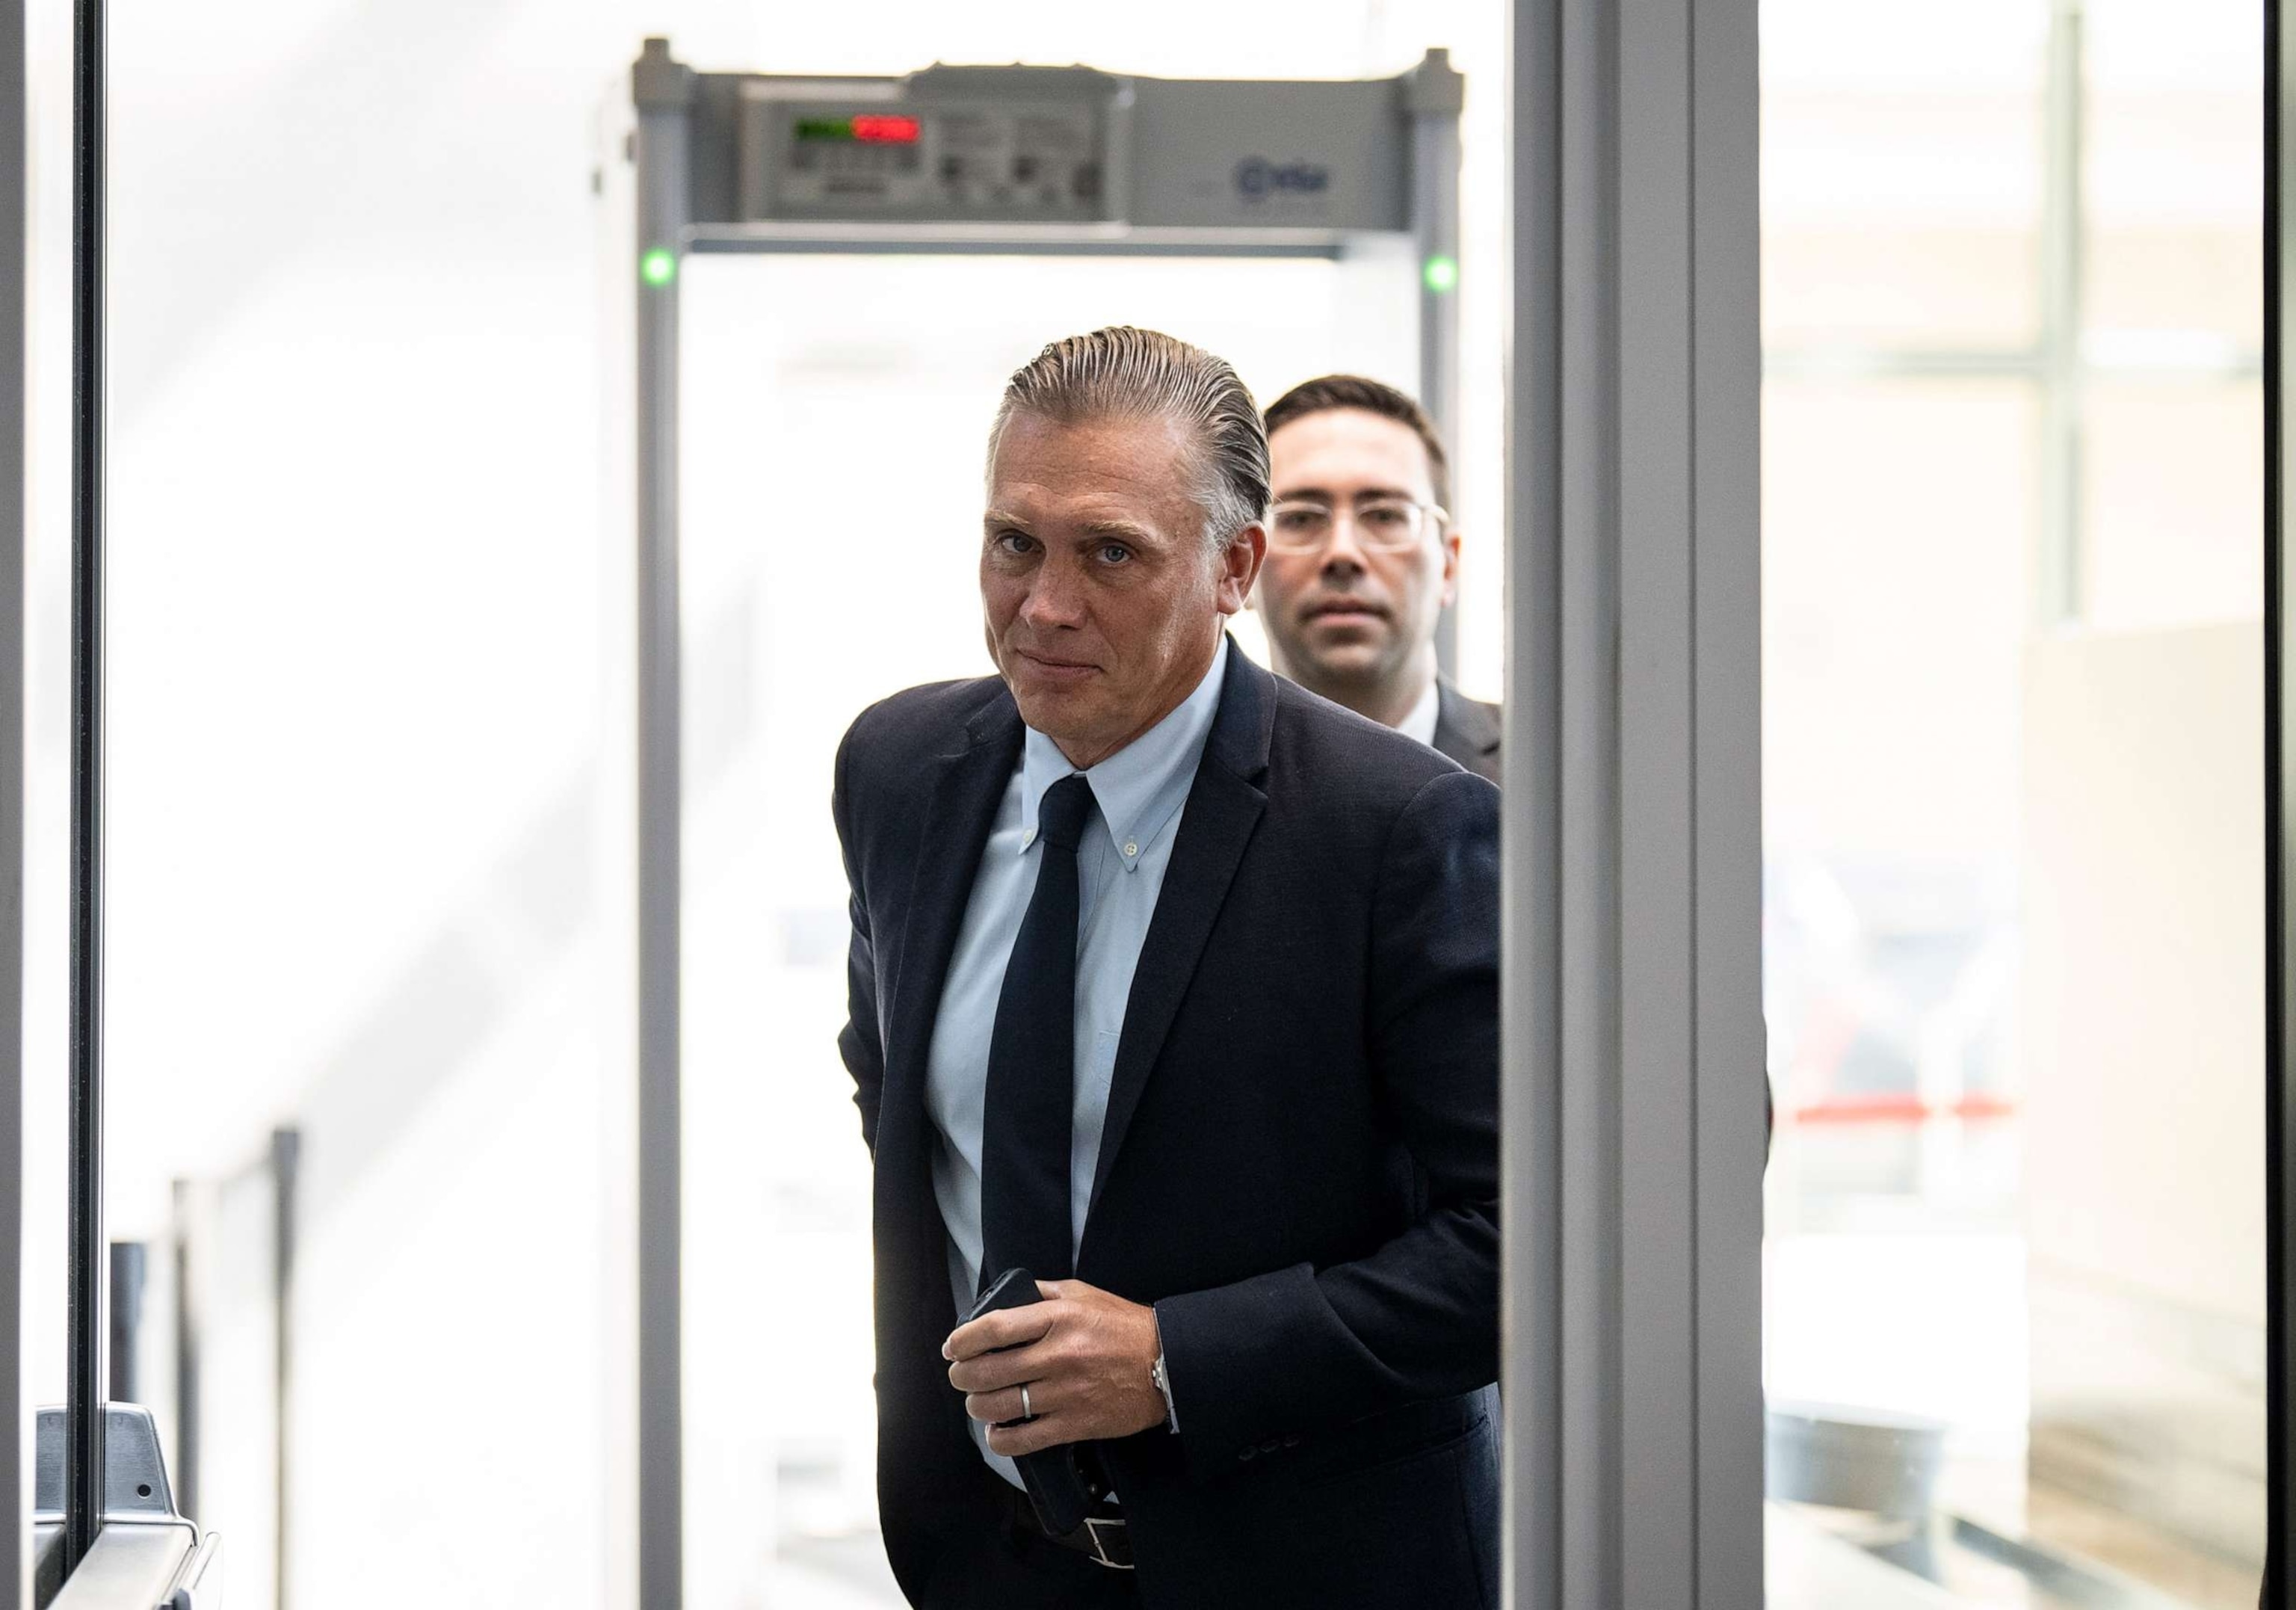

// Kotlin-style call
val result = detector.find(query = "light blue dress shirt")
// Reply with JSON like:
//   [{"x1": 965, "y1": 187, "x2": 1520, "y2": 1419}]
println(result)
[{"x1": 924, "y1": 647, "x2": 1227, "y2": 1487}]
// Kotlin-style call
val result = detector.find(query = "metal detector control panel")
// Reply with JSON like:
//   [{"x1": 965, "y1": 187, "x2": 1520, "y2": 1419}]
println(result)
[
  {"x1": 754, "y1": 92, "x2": 1106, "y2": 223},
  {"x1": 739, "y1": 66, "x2": 1117, "y2": 225},
  {"x1": 688, "y1": 55, "x2": 1454, "y2": 235}
]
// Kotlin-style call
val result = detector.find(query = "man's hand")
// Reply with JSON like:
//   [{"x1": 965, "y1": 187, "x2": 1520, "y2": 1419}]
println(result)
[{"x1": 942, "y1": 1279, "x2": 1167, "y2": 1457}]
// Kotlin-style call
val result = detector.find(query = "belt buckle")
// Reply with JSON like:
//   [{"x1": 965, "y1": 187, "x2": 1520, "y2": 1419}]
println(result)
[{"x1": 1081, "y1": 1515, "x2": 1133, "y2": 1570}]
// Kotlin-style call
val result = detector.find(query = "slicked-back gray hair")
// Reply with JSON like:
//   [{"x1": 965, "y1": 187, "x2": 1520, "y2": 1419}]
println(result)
[{"x1": 988, "y1": 327, "x2": 1271, "y2": 552}]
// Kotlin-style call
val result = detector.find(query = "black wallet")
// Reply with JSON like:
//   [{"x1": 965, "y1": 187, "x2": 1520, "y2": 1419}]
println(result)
[{"x1": 966, "y1": 1266, "x2": 1096, "y2": 1537}]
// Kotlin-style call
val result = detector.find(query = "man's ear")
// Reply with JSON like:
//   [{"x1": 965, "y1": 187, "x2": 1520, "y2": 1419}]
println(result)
[
  {"x1": 1440, "y1": 529, "x2": 1463, "y2": 610},
  {"x1": 1216, "y1": 523, "x2": 1267, "y2": 616}
]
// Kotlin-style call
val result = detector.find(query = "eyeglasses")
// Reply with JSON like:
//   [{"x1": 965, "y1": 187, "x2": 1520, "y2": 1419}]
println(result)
[{"x1": 1266, "y1": 496, "x2": 1448, "y2": 555}]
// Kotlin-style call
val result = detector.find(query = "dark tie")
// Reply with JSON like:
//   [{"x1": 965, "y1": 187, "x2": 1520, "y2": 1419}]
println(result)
[{"x1": 978, "y1": 772, "x2": 1096, "y2": 1291}]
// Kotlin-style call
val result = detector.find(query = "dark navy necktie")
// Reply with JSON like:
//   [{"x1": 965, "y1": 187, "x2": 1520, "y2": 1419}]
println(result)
[{"x1": 978, "y1": 772, "x2": 1096, "y2": 1292}]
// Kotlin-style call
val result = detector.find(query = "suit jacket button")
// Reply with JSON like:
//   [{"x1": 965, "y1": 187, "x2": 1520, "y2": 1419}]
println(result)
[
  {"x1": 1283, "y1": 1434, "x2": 1302, "y2": 1448},
  {"x1": 1238, "y1": 1447, "x2": 1256, "y2": 1462}
]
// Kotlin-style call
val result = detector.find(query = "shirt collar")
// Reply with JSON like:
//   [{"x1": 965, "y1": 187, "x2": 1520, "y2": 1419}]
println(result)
[
  {"x1": 1019, "y1": 646, "x2": 1229, "y2": 872},
  {"x1": 1398, "y1": 678, "x2": 1442, "y2": 748}
]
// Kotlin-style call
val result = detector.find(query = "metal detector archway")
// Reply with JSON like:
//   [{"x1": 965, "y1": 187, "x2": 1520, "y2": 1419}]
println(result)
[{"x1": 616, "y1": 37, "x2": 1463, "y2": 1601}]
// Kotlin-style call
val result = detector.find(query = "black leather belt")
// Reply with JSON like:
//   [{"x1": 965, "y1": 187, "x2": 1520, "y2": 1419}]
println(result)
[{"x1": 997, "y1": 1477, "x2": 1134, "y2": 1570}]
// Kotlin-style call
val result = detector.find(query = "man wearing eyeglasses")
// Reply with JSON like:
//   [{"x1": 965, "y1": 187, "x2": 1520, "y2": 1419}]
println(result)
[{"x1": 1254, "y1": 376, "x2": 1501, "y2": 783}]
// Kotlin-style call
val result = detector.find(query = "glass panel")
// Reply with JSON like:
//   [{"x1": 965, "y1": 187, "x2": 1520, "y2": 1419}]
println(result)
[
  {"x1": 1761, "y1": 0, "x2": 2049, "y2": 351},
  {"x1": 1763, "y1": 377, "x2": 2035, "y2": 1584},
  {"x1": 2084, "y1": 0, "x2": 2265, "y2": 349},
  {"x1": 39, "y1": 0, "x2": 1508, "y2": 1602},
  {"x1": 2082, "y1": 377, "x2": 2265, "y2": 630},
  {"x1": 1762, "y1": 380, "x2": 2034, "y2": 879},
  {"x1": 1762, "y1": 4, "x2": 2269, "y2": 1604}
]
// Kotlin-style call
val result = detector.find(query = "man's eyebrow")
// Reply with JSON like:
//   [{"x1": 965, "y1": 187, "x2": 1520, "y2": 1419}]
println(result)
[
  {"x1": 1272, "y1": 483, "x2": 1418, "y2": 505},
  {"x1": 1076, "y1": 517, "x2": 1158, "y2": 543},
  {"x1": 982, "y1": 511, "x2": 1160, "y2": 546}
]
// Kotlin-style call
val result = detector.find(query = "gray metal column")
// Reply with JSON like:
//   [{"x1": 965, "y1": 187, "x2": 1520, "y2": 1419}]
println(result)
[
  {"x1": 64, "y1": 0, "x2": 110, "y2": 1574},
  {"x1": 1502, "y1": 0, "x2": 1765, "y2": 1606},
  {"x1": 2267, "y1": 3, "x2": 2295, "y2": 1600},
  {"x1": 1, "y1": 0, "x2": 24, "y2": 1600},
  {"x1": 271, "y1": 1128, "x2": 297, "y2": 1610},
  {"x1": 169, "y1": 1181, "x2": 200, "y2": 1532},
  {"x1": 105, "y1": 1246, "x2": 143, "y2": 1405},
  {"x1": 1407, "y1": 49, "x2": 1466, "y2": 679},
  {"x1": 632, "y1": 36, "x2": 691, "y2": 1610}
]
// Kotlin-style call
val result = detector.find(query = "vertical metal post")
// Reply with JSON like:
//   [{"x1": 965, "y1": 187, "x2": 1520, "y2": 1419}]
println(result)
[
  {"x1": 170, "y1": 1180, "x2": 200, "y2": 1526},
  {"x1": 64, "y1": 0, "x2": 109, "y2": 1576},
  {"x1": 2266, "y1": 5, "x2": 2292, "y2": 1602},
  {"x1": 632, "y1": 37, "x2": 691, "y2": 1610},
  {"x1": 0, "y1": 0, "x2": 25, "y2": 1600},
  {"x1": 1407, "y1": 49, "x2": 1466, "y2": 679},
  {"x1": 106, "y1": 1243, "x2": 144, "y2": 1404},
  {"x1": 1505, "y1": 0, "x2": 1765, "y2": 1605},
  {"x1": 1502, "y1": 4, "x2": 1567, "y2": 1605},
  {"x1": 1686, "y1": 0, "x2": 1769, "y2": 1594},
  {"x1": 2037, "y1": 0, "x2": 2087, "y2": 626},
  {"x1": 271, "y1": 1128, "x2": 298, "y2": 1610},
  {"x1": 1555, "y1": 1, "x2": 1621, "y2": 1598}
]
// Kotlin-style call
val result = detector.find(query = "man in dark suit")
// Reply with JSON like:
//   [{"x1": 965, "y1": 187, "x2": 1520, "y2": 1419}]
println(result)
[
  {"x1": 1255, "y1": 374, "x2": 1501, "y2": 783},
  {"x1": 833, "y1": 327, "x2": 1500, "y2": 1609}
]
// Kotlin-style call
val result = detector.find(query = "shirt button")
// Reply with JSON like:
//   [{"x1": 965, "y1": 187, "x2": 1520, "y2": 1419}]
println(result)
[
  {"x1": 1123, "y1": 842, "x2": 1138, "y2": 857},
  {"x1": 1022, "y1": 829, "x2": 1037, "y2": 848}
]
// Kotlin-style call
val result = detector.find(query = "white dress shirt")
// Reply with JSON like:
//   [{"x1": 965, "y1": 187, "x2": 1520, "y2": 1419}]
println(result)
[
  {"x1": 923, "y1": 647, "x2": 1227, "y2": 1486},
  {"x1": 1398, "y1": 677, "x2": 1441, "y2": 748}
]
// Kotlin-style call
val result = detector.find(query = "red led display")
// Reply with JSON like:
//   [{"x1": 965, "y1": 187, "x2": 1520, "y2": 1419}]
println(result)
[{"x1": 851, "y1": 114, "x2": 922, "y2": 144}]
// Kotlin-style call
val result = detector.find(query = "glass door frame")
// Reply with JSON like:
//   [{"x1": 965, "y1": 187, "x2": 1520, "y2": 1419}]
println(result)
[
  {"x1": 1500, "y1": 0, "x2": 2289, "y2": 1600},
  {"x1": 1501, "y1": 0, "x2": 1765, "y2": 1606},
  {"x1": 2265, "y1": 0, "x2": 2295, "y2": 1599},
  {"x1": 1, "y1": 0, "x2": 24, "y2": 1597},
  {"x1": 1507, "y1": 0, "x2": 2292, "y2": 1597}
]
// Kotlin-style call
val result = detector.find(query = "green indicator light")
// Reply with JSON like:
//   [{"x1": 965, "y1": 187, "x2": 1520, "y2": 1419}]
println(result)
[
  {"x1": 641, "y1": 247, "x2": 677, "y2": 287},
  {"x1": 1422, "y1": 255, "x2": 1460, "y2": 294}
]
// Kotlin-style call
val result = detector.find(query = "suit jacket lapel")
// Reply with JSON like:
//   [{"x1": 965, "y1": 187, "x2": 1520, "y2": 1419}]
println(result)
[
  {"x1": 1433, "y1": 680, "x2": 1502, "y2": 774},
  {"x1": 876, "y1": 688, "x2": 1023, "y2": 1171},
  {"x1": 1084, "y1": 644, "x2": 1276, "y2": 1227}
]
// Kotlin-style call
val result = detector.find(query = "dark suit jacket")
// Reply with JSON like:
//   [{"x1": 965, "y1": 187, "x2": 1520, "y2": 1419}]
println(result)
[
  {"x1": 1431, "y1": 681, "x2": 1502, "y2": 783},
  {"x1": 833, "y1": 641, "x2": 1502, "y2": 1610}
]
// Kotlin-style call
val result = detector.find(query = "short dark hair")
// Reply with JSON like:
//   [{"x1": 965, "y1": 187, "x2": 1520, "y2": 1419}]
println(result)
[{"x1": 1263, "y1": 374, "x2": 1449, "y2": 511}]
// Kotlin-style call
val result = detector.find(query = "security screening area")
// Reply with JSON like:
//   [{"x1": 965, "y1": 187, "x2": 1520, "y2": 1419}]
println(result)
[
  {"x1": 1, "y1": 3, "x2": 2292, "y2": 1609},
  {"x1": 610, "y1": 39, "x2": 1469, "y2": 1603}
]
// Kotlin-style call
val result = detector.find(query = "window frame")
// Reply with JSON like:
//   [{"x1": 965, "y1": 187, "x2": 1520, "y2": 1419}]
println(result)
[
  {"x1": 1, "y1": 0, "x2": 25, "y2": 1597},
  {"x1": 1502, "y1": 0, "x2": 1765, "y2": 1603}
]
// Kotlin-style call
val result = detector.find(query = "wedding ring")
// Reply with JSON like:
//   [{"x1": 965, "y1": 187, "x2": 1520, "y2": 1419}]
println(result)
[{"x1": 1020, "y1": 1384, "x2": 1034, "y2": 1420}]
